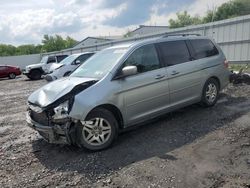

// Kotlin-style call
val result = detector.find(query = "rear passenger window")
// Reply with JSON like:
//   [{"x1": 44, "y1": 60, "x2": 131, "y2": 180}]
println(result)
[
  {"x1": 190, "y1": 39, "x2": 219, "y2": 59},
  {"x1": 124, "y1": 44, "x2": 160, "y2": 73},
  {"x1": 158, "y1": 41, "x2": 190, "y2": 66}
]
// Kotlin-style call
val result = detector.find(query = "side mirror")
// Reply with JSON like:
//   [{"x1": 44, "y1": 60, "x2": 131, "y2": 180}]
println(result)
[
  {"x1": 74, "y1": 60, "x2": 81, "y2": 65},
  {"x1": 122, "y1": 66, "x2": 137, "y2": 77}
]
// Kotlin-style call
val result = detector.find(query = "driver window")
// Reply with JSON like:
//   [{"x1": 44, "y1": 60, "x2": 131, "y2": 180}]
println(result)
[
  {"x1": 124, "y1": 44, "x2": 160, "y2": 73},
  {"x1": 47, "y1": 56, "x2": 56, "y2": 64}
]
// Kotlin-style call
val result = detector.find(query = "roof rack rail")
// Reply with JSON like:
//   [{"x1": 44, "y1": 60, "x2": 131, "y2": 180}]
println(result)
[{"x1": 162, "y1": 33, "x2": 201, "y2": 38}]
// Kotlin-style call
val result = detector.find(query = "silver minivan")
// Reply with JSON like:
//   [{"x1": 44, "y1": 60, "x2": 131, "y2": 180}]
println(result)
[{"x1": 26, "y1": 35, "x2": 230, "y2": 150}]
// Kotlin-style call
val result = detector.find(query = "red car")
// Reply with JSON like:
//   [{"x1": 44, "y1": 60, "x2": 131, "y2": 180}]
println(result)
[{"x1": 0, "y1": 65, "x2": 21, "y2": 79}]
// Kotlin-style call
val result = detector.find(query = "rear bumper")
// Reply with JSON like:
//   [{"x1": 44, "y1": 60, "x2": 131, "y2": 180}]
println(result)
[{"x1": 26, "y1": 112, "x2": 71, "y2": 144}]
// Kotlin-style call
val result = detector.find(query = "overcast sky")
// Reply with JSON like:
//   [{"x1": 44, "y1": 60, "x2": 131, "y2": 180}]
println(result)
[{"x1": 0, "y1": 0, "x2": 230, "y2": 46}]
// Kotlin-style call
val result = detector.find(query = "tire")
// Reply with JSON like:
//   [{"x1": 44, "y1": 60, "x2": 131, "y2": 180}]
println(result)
[
  {"x1": 201, "y1": 78, "x2": 219, "y2": 107},
  {"x1": 9, "y1": 73, "x2": 16, "y2": 79},
  {"x1": 76, "y1": 108, "x2": 119, "y2": 151},
  {"x1": 29, "y1": 69, "x2": 42, "y2": 80}
]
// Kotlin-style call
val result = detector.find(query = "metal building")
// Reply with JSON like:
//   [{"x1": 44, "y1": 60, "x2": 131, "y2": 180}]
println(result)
[{"x1": 44, "y1": 14, "x2": 250, "y2": 64}]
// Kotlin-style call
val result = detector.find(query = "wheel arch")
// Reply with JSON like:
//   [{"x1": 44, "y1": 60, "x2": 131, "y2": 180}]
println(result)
[
  {"x1": 209, "y1": 76, "x2": 221, "y2": 90},
  {"x1": 86, "y1": 104, "x2": 124, "y2": 130}
]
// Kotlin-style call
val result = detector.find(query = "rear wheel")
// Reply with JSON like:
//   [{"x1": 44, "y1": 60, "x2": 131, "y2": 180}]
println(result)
[
  {"x1": 29, "y1": 69, "x2": 42, "y2": 80},
  {"x1": 77, "y1": 108, "x2": 118, "y2": 151},
  {"x1": 201, "y1": 78, "x2": 219, "y2": 107},
  {"x1": 9, "y1": 73, "x2": 16, "y2": 79}
]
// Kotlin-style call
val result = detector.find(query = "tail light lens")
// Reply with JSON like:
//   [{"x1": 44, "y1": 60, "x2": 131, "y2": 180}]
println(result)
[{"x1": 223, "y1": 59, "x2": 229, "y2": 69}]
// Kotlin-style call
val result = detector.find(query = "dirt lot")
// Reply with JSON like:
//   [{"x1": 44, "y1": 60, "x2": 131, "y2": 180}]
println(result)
[{"x1": 0, "y1": 76, "x2": 249, "y2": 188}]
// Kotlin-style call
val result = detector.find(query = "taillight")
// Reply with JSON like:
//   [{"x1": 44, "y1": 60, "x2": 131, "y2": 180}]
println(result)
[{"x1": 223, "y1": 59, "x2": 229, "y2": 69}]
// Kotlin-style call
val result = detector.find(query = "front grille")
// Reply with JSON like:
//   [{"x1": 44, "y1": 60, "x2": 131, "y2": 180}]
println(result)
[{"x1": 30, "y1": 110, "x2": 50, "y2": 126}]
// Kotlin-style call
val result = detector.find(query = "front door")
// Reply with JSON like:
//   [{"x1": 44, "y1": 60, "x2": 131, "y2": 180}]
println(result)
[{"x1": 119, "y1": 44, "x2": 170, "y2": 126}]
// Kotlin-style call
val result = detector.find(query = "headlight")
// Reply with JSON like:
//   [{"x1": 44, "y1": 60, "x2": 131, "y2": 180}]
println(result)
[{"x1": 53, "y1": 100, "x2": 69, "y2": 120}]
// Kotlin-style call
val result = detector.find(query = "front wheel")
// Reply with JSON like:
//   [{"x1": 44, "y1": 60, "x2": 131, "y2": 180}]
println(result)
[
  {"x1": 201, "y1": 78, "x2": 219, "y2": 107},
  {"x1": 29, "y1": 70, "x2": 42, "y2": 80},
  {"x1": 76, "y1": 108, "x2": 119, "y2": 151}
]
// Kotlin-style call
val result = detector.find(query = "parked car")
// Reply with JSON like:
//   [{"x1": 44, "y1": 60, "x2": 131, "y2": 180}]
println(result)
[
  {"x1": 26, "y1": 35, "x2": 230, "y2": 151},
  {"x1": 0, "y1": 65, "x2": 21, "y2": 79},
  {"x1": 45, "y1": 52, "x2": 95, "y2": 82},
  {"x1": 23, "y1": 55, "x2": 68, "y2": 80}
]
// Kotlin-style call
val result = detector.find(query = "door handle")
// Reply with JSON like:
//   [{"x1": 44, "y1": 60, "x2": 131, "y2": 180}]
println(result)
[
  {"x1": 155, "y1": 74, "x2": 165, "y2": 79},
  {"x1": 171, "y1": 71, "x2": 180, "y2": 76}
]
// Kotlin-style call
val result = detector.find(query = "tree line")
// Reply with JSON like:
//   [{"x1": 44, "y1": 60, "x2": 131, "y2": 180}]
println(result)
[
  {"x1": 0, "y1": 35, "x2": 78, "y2": 57},
  {"x1": 169, "y1": 0, "x2": 250, "y2": 28}
]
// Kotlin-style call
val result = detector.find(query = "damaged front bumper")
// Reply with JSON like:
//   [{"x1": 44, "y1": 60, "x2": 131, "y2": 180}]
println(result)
[{"x1": 26, "y1": 112, "x2": 75, "y2": 145}]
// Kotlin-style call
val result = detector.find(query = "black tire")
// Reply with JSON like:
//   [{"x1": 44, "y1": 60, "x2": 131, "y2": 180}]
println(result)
[
  {"x1": 29, "y1": 69, "x2": 42, "y2": 80},
  {"x1": 9, "y1": 73, "x2": 16, "y2": 79},
  {"x1": 201, "y1": 78, "x2": 219, "y2": 107},
  {"x1": 76, "y1": 108, "x2": 119, "y2": 151}
]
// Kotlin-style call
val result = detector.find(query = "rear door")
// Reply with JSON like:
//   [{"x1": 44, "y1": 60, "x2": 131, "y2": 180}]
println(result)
[
  {"x1": 157, "y1": 40, "x2": 202, "y2": 107},
  {"x1": 118, "y1": 44, "x2": 170, "y2": 125}
]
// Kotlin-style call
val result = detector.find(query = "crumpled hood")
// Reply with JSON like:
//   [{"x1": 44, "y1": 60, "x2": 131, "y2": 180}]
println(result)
[{"x1": 28, "y1": 77, "x2": 97, "y2": 108}]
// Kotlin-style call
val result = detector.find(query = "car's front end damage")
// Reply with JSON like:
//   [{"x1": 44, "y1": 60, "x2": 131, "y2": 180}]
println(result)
[
  {"x1": 26, "y1": 100, "x2": 75, "y2": 144},
  {"x1": 26, "y1": 77, "x2": 98, "y2": 145}
]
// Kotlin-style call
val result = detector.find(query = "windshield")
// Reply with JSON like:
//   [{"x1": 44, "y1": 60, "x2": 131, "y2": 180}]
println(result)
[
  {"x1": 40, "y1": 56, "x2": 48, "y2": 64},
  {"x1": 59, "y1": 54, "x2": 78, "y2": 65},
  {"x1": 70, "y1": 48, "x2": 128, "y2": 79}
]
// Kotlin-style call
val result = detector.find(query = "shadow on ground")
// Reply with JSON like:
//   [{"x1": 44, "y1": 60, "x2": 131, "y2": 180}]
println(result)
[
  {"x1": 32, "y1": 94, "x2": 249, "y2": 181},
  {"x1": 0, "y1": 76, "x2": 22, "y2": 81}
]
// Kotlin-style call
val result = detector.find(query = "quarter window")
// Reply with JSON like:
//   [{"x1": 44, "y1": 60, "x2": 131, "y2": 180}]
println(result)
[
  {"x1": 190, "y1": 39, "x2": 219, "y2": 59},
  {"x1": 158, "y1": 41, "x2": 190, "y2": 66},
  {"x1": 124, "y1": 44, "x2": 160, "y2": 73}
]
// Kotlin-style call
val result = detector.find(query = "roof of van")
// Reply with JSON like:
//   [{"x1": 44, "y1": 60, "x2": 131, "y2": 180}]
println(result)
[{"x1": 107, "y1": 35, "x2": 211, "y2": 50}]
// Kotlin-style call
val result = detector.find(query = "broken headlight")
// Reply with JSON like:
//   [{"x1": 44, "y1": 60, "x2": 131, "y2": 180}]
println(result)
[{"x1": 53, "y1": 100, "x2": 69, "y2": 120}]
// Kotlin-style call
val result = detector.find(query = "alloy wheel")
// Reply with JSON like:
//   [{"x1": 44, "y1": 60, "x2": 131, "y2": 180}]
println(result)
[
  {"x1": 82, "y1": 118, "x2": 112, "y2": 146},
  {"x1": 205, "y1": 83, "x2": 217, "y2": 103}
]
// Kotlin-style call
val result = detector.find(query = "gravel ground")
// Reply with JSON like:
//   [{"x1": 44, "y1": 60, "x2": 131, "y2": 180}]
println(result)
[{"x1": 0, "y1": 75, "x2": 249, "y2": 188}]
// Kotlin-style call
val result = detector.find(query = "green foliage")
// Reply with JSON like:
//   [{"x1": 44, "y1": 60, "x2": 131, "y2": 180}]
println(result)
[
  {"x1": 213, "y1": 0, "x2": 250, "y2": 21},
  {"x1": 41, "y1": 34, "x2": 78, "y2": 52},
  {"x1": 65, "y1": 36, "x2": 78, "y2": 48},
  {"x1": 169, "y1": 0, "x2": 250, "y2": 28},
  {"x1": 0, "y1": 44, "x2": 17, "y2": 56},
  {"x1": 169, "y1": 11, "x2": 202, "y2": 28},
  {"x1": 0, "y1": 35, "x2": 78, "y2": 56}
]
